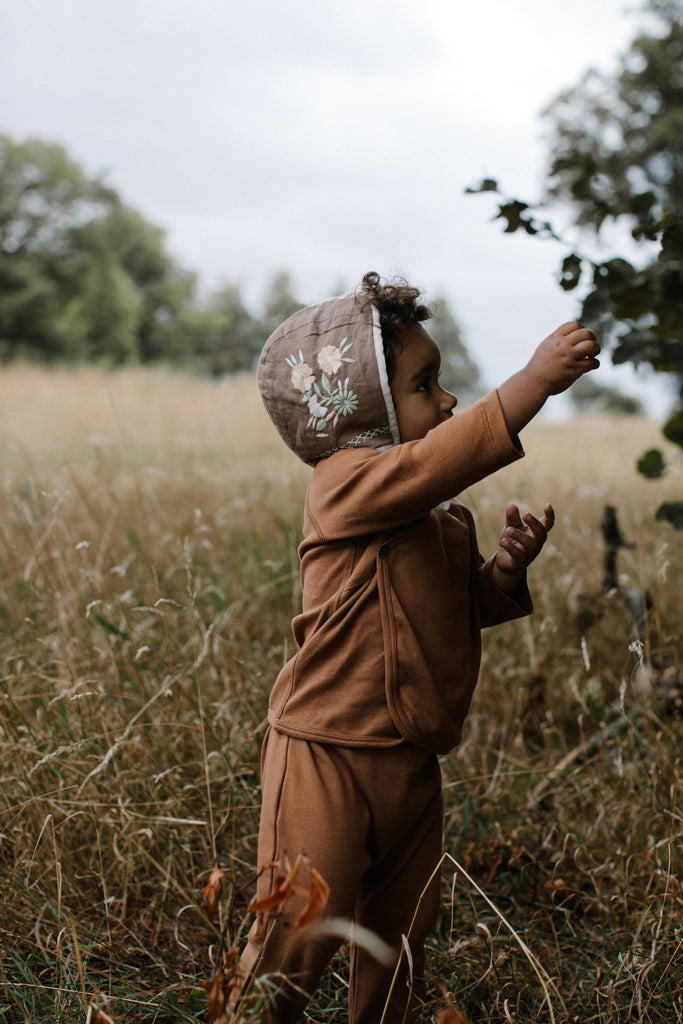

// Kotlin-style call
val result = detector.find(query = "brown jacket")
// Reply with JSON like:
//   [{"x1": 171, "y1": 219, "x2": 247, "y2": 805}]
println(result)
[{"x1": 268, "y1": 389, "x2": 532, "y2": 755}]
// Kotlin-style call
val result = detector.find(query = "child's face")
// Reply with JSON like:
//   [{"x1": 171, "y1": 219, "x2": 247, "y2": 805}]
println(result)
[{"x1": 389, "y1": 324, "x2": 457, "y2": 442}]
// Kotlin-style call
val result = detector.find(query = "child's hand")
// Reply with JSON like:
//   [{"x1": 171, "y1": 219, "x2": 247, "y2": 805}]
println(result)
[
  {"x1": 526, "y1": 321, "x2": 600, "y2": 396},
  {"x1": 492, "y1": 503, "x2": 555, "y2": 594},
  {"x1": 498, "y1": 322, "x2": 600, "y2": 435}
]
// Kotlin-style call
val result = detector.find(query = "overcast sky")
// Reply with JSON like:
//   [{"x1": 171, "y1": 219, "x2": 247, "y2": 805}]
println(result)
[{"x1": 2, "y1": 0, "x2": 671, "y2": 410}]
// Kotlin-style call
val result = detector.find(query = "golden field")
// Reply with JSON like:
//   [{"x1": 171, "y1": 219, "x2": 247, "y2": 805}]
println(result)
[{"x1": 0, "y1": 363, "x2": 681, "y2": 1023}]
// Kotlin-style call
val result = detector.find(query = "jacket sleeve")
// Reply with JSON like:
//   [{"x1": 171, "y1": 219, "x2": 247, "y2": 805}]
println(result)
[
  {"x1": 476, "y1": 555, "x2": 533, "y2": 627},
  {"x1": 307, "y1": 389, "x2": 523, "y2": 540}
]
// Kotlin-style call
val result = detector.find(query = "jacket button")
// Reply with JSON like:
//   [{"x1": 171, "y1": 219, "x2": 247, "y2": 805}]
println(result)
[{"x1": 378, "y1": 545, "x2": 389, "y2": 558}]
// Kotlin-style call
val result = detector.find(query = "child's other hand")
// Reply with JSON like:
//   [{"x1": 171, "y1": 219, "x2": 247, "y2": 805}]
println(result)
[
  {"x1": 527, "y1": 321, "x2": 600, "y2": 396},
  {"x1": 493, "y1": 503, "x2": 554, "y2": 593}
]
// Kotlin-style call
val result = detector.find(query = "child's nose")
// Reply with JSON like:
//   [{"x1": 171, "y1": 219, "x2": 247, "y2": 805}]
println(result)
[{"x1": 441, "y1": 388, "x2": 457, "y2": 412}]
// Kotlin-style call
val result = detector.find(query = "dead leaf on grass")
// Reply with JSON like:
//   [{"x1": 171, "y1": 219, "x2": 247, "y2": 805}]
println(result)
[
  {"x1": 201, "y1": 867, "x2": 233, "y2": 922},
  {"x1": 437, "y1": 1002, "x2": 473, "y2": 1023},
  {"x1": 248, "y1": 854, "x2": 329, "y2": 928}
]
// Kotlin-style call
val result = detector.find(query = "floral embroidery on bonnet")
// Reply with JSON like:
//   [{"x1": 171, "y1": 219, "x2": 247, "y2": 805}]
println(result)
[
  {"x1": 286, "y1": 338, "x2": 358, "y2": 438},
  {"x1": 256, "y1": 291, "x2": 399, "y2": 465}
]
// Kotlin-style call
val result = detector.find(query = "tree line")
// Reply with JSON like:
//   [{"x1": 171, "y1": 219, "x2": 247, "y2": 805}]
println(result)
[
  {"x1": 2, "y1": 0, "x2": 681, "y2": 424},
  {"x1": 0, "y1": 133, "x2": 302, "y2": 376},
  {"x1": 0, "y1": 135, "x2": 482, "y2": 398}
]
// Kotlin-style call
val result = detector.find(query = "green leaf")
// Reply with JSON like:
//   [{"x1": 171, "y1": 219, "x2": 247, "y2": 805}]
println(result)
[
  {"x1": 662, "y1": 409, "x2": 683, "y2": 449},
  {"x1": 558, "y1": 254, "x2": 582, "y2": 292},
  {"x1": 660, "y1": 218, "x2": 683, "y2": 262},
  {"x1": 612, "y1": 329, "x2": 660, "y2": 366},
  {"x1": 495, "y1": 201, "x2": 530, "y2": 233},
  {"x1": 628, "y1": 191, "x2": 657, "y2": 222},
  {"x1": 636, "y1": 448, "x2": 666, "y2": 479},
  {"x1": 465, "y1": 178, "x2": 498, "y2": 194},
  {"x1": 581, "y1": 288, "x2": 611, "y2": 323},
  {"x1": 655, "y1": 502, "x2": 683, "y2": 530},
  {"x1": 592, "y1": 258, "x2": 636, "y2": 290}
]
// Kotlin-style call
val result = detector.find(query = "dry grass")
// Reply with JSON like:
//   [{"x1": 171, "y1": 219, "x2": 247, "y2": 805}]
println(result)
[{"x1": 0, "y1": 362, "x2": 681, "y2": 1023}]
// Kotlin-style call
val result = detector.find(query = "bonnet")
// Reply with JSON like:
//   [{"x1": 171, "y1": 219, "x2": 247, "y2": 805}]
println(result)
[{"x1": 257, "y1": 291, "x2": 401, "y2": 466}]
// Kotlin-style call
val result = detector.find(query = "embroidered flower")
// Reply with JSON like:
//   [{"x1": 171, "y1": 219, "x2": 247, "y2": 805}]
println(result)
[
  {"x1": 307, "y1": 395, "x2": 328, "y2": 419},
  {"x1": 290, "y1": 361, "x2": 314, "y2": 393},
  {"x1": 285, "y1": 337, "x2": 357, "y2": 441},
  {"x1": 330, "y1": 378, "x2": 359, "y2": 418},
  {"x1": 317, "y1": 345, "x2": 343, "y2": 375}
]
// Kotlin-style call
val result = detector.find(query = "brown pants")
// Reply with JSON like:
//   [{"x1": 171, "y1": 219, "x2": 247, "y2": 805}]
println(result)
[{"x1": 233, "y1": 728, "x2": 443, "y2": 1023}]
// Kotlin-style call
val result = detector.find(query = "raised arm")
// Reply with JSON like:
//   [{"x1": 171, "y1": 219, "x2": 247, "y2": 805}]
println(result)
[{"x1": 497, "y1": 321, "x2": 600, "y2": 436}]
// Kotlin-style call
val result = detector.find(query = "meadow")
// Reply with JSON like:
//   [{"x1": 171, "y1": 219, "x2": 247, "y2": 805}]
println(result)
[{"x1": 0, "y1": 363, "x2": 681, "y2": 1023}]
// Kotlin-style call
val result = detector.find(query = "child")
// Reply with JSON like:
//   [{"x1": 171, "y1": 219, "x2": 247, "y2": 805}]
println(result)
[{"x1": 231, "y1": 271, "x2": 600, "y2": 1023}]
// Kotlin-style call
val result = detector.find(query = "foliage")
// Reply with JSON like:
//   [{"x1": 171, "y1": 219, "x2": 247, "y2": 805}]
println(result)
[
  {"x1": 543, "y1": 0, "x2": 683, "y2": 231},
  {"x1": 0, "y1": 135, "x2": 193, "y2": 365},
  {"x1": 467, "y1": 0, "x2": 683, "y2": 522},
  {"x1": 259, "y1": 269, "x2": 306, "y2": 340},
  {"x1": 0, "y1": 137, "x2": 287, "y2": 375},
  {"x1": 180, "y1": 283, "x2": 266, "y2": 377},
  {"x1": 542, "y1": 0, "x2": 683, "y2": 398},
  {"x1": 467, "y1": 179, "x2": 683, "y2": 422}
]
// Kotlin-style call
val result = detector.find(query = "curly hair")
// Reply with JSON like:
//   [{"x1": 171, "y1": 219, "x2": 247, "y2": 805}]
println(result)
[{"x1": 357, "y1": 271, "x2": 433, "y2": 382}]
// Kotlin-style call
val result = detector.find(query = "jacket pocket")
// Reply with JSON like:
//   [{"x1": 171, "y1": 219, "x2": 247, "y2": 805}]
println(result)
[{"x1": 376, "y1": 543, "x2": 470, "y2": 754}]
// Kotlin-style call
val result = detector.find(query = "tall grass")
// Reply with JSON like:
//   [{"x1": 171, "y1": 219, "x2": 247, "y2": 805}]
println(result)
[{"x1": 0, "y1": 363, "x2": 681, "y2": 1023}]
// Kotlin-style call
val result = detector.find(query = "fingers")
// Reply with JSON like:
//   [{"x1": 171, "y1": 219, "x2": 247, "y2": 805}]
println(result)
[
  {"x1": 506, "y1": 503, "x2": 554, "y2": 537},
  {"x1": 575, "y1": 339, "x2": 601, "y2": 361},
  {"x1": 561, "y1": 321, "x2": 601, "y2": 360},
  {"x1": 505, "y1": 503, "x2": 524, "y2": 528},
  {"x1": 579, "y1": 356, "x2": 601, "y2": 374},
  {"x1": 523, "y1": 503, "x2": 554, "y2": 537},
  {"x1": 539, "y1": 503, "x2": 555, "y2": 532},
  {"x1": 499, "y1": 503, "x2": 554, "y2": 567},
  {"x1": 520, "y1": 513, "x2": 549, "y2": 546},
  {"x1": 558, "y1": 320, "x2": 597, "y2": 341}
]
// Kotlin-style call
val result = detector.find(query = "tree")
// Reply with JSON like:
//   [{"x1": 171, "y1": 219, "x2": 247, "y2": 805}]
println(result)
[
  {"x1": 568, "y1": 376, "x2": 645, "y2": 416},
  {"x1": 258, "y1": 270, "x2": 305, "y2": 340},
  {"x1": 428, "y1": 296, "x2": 483, "y2": 402},
  {"x1": 68, "y1": 206, "x2": 196, "y2": 363},
  {"x1": 0, "y1": 135, "x2": 116, "y2": 360},
  {"x1": 0, "y1": 134, "x2": 196, "y2": 365},
  {"x1": 0, "y1": 135, "x2": 117, "y2": 259},
  {"x1": 543, "y1": 0, "x2": 683, "y2": 232},
  {"x1": 181, "y1": 283, "x2": 262, "y2": 376},
  {"x1": 540, "y1": 0, "x2": 683, "y2": 404},
  {"x1": 467, "y1": 0, "x2": 683, "y2": 524}
]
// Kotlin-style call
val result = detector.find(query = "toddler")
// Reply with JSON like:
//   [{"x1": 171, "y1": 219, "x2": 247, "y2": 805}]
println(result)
[{"x1": 231, "y1": 271, "x2": 600, "y2": 1023}]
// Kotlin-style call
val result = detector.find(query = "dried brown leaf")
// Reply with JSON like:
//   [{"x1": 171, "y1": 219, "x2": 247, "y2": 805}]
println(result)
[
  {"x1": 201, "y1": 868, "x2": 233, "y2": 922},
  {"x1": 203, "y1": 967, "x2": 227, "y2": 1021},
  {"x1": 296, "y1": 866, "x2": 330, "y2": 928},
  {"x1": 437, "y1": 1006, "x2": 472, "y2": 1024},
  {"x1": 248, "y1": 854, "x2": 301, "y2": 918},
  {"x1": 91, "y1": 1013, "x2": 115, "y2": 1024},
  {"x1": 436, "y1": 988, "x2": 472, "y2": 1024}
]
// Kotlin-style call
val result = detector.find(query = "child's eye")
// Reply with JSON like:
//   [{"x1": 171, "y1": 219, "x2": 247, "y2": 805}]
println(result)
[{"x1": 417, "y1": 379, "x2": 431, "y2": 393}]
